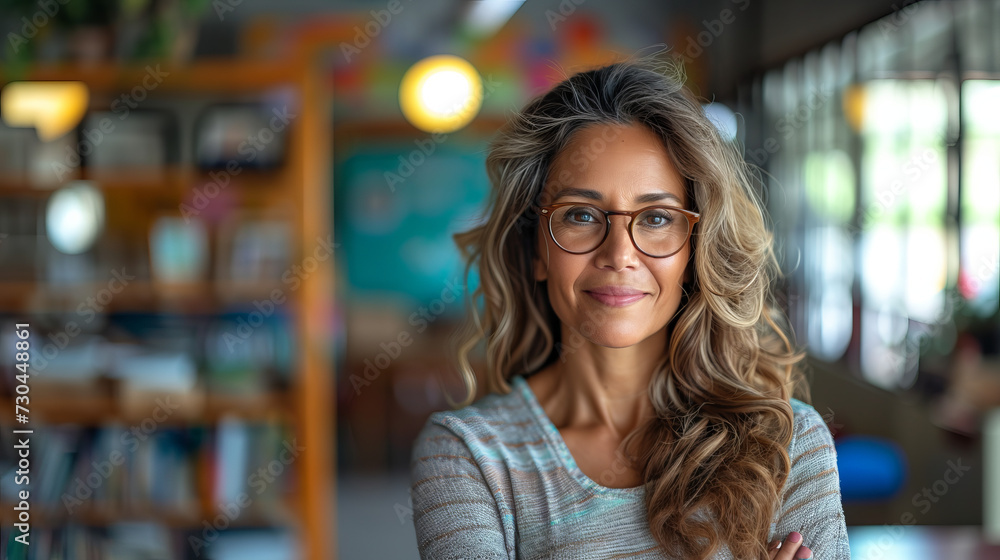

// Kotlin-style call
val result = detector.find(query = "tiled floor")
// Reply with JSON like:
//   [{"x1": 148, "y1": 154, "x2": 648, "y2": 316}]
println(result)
[{"x1": 337, "y1": 470, "x2": 420, "y2": 560}]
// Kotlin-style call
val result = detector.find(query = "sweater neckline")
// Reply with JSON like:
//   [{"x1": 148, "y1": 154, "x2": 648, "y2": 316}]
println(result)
[{"x1": 512, "y1": 374, "x2": 646, "y2": 497}]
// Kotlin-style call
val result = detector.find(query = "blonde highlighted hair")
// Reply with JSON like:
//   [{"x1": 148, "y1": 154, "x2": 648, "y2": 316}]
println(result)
[{"x1": 448, "y1": 52, "x2": 810, "y2": 560}]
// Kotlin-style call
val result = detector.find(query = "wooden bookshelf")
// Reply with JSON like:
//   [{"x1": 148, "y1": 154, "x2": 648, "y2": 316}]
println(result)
[
  {"x1": 0, "y1": 501, "x2": 295, "y2": 529},
  {"x1": 0, "y1": 165, "x2": 294, "y2": 197},
  {"x1": 0, "y1": 391, "x2": 290, "y2": 425},
  {"x1": 0, "y1": 280, "x2": 302, "y2": 313},
  {"x1": 0, "y1": 57, "x2": 335, "y2": 560}
]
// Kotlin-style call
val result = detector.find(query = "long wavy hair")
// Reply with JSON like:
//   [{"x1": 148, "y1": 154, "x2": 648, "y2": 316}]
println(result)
[{"x1": 447, "y1": 52, "x2": 810, "y2": 560}]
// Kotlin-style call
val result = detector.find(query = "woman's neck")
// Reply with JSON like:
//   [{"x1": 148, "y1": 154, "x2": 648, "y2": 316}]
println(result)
[{"x1": 530, "y1": 331, "x2": 665, "y2": 439}]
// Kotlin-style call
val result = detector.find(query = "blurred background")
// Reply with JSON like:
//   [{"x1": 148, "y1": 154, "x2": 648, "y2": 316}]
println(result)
[{"x1": 0, "y1": 0, "x2": 997, "y2": 558}]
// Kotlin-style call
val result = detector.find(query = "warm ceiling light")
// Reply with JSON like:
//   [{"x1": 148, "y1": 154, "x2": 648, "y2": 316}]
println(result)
[
  {"x1": 1, "y1": 81, "x2": 89, "y2": 141},
  {"x1": 842, "y1": 83, "x2": 866, "y2": 133},
  {"x1": 400, "y1": 55, "x2": 483, "y2": 134}
]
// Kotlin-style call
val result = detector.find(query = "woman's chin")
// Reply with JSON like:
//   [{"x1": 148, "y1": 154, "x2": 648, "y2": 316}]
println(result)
[{"x1": 578, "y1": 328, "x2": 655, "y2": 350}]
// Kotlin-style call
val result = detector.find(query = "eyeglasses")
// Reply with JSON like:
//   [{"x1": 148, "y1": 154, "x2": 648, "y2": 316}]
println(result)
[{"x1": 537, "y1": 202, "x2": 700, "y2": 258}]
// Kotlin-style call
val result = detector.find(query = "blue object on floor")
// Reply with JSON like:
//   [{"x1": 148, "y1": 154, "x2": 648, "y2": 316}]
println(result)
[{"x1": 835, "y1": 435, "x2": 907, "y2": 501}]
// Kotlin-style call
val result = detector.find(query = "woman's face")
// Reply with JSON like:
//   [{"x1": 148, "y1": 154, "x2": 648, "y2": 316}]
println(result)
[{"x1": 534, "y1": 123, "x2": 693, "y2": 349}]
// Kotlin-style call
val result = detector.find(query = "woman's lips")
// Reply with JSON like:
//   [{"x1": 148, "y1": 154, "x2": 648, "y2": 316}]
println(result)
[{"x1": 584, "y1": 289, "x2": 647, "y2": 307}]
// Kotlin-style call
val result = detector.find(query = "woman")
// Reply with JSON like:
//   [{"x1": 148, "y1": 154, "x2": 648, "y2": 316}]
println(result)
[{"x1": 410, "y1": 56, "x2": 849, "y2": 559}]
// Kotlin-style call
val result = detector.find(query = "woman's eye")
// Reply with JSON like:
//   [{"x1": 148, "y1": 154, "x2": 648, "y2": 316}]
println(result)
[
  {"x1": 642, "y1": 212, "x2": 673, "y2": 227},
  {"x1": 567, "y1": 209, "x2": 599, "y2": 223}
]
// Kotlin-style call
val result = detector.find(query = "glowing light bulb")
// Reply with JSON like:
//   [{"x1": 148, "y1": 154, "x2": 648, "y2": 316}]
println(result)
[
  {"x1": 1, "y1": 81, "x2": 89, "y2": 141},
  {"x1": 400, "y1": 55, "x2": 484, "y2": 133},
  {"x1": 46, "y1": 181, "x2": 104, "y2": 254}
]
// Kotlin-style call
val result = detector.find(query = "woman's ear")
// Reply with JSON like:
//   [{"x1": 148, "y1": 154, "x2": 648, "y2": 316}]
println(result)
[{"x1": 533, "y1": 254, "x2": 548, "y2": 282}]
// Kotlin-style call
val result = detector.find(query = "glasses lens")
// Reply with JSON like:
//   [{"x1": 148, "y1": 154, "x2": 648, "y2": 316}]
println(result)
[
  {"x1": 633, "y1": 207, "x2": 689, "y2": 257},
  {"x1": 548, "y1": 205, "x2": 692, "y2": 256},
  {"x1": 549, "y1": 204, "x2": 606, "y2": 253}
]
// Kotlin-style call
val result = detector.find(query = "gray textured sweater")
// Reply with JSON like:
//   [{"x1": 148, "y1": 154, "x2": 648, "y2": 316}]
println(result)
[{"x1": 410, "y1": 374, "x2": 850, "y2": 559}]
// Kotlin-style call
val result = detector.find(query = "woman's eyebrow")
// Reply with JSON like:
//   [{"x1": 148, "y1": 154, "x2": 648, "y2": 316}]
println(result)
[
  {"x1": 552, "y1": 187, "x2": 683, "y2": 204},
  {"x1": 552, "y1": 187, "x2": 602, "y2": 201},
  {"x1": 635, "y1": 191, "x2": 683, "y2": 204}
]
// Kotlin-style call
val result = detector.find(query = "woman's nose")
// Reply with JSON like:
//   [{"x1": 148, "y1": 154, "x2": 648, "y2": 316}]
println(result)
[{"x1": 594, "y1": 215, "x2": 640, "y2": 269}]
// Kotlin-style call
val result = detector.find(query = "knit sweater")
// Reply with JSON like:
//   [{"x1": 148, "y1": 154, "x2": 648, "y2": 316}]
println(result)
[{"x1": 409, "y1": 374, "x2": 851, "y2": 559}]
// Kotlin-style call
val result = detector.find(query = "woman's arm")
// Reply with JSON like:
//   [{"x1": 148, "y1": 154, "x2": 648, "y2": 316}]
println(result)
[
  {"x1": 770, "y1": 404, "x2": 851, "y2": 559},
  {"x1": 410, "y1": 417, "x2": 512, "y2": 560}
]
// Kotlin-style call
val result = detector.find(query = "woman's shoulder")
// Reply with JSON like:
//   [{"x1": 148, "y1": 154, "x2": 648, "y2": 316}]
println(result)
[
  {"x1": 413, "y1": 378, "x2": 539, "y2": 458},
  {"x1": 786, "y1": 397, "x2": 838, "y2": 469},
  {"x1": 788, "y1": 397, "x2": 830, "y2": 435}
]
